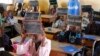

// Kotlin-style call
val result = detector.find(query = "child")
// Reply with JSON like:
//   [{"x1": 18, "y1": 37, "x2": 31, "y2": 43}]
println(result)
[
  {"x1": 13, "y1": 32, "x2": 51, "y2": 56},
  {"x1": 56, "y1": 26, "x2": 67, "y2": 42},
  {"x1": 0, "y1": 27, "x2": 13, "y2": 51},
  {"x1": 27, "y1": 34, "x2": 51, "y2": 56},
  {"x1": 52, "y1": 16, "x2": 66, "y2": 29},
  {"x1": 64, "y1": 26, "x2": 76, "y2": 43}
]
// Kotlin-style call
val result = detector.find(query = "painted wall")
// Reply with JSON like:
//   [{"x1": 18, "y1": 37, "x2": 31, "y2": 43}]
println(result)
[
  {"x1": 80, "y1": 0, "x2": 100, "y2": 11},
  {"x1": 24, "y1": 0, "x2": 50, "y2": 13},
  {"x1": 38, "y1": 0, "x2": 50, "y2": 13},
  {"x1": 23, "y1": 0, "x2": 100, "y2": 12},
  {"x1": 57, "y1": 0, "x2": 100, "y2": 11},
  {"x1": 57, "y1": 0, "x2": 68, "y2": 8}
]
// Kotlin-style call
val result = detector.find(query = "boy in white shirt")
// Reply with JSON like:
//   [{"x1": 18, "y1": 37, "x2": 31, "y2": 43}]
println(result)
[{"x1": 14, "y1": 33, "x2": 51, "y2": 56}]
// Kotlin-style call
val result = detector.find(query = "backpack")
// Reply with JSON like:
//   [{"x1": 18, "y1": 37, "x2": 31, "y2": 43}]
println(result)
[{"x1": 57, "y1": 31, "x2": 66, "y2": 42}]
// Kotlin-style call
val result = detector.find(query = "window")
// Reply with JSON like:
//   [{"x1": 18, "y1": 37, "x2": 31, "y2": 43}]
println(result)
[{"x1": 0, "y1": 0, "x2": 13, "y2": 4}]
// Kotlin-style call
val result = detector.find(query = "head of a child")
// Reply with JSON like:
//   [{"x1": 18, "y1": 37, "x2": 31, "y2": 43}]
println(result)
[
  {"x1": 69, "y1": 26, "x2": 76, "y2": 32},
  {"x1": 75, "y1": 26, "x2": 81, "y2": 33},
  {"x1": 60, "y1": 16, "x2": 64, "y2": 21},
  {"x1": 32, "y1": 34, "x2": 45, "y2": 43},
  {"x1": 61, "y1": 25, "x2": 66, "y2": 31}
]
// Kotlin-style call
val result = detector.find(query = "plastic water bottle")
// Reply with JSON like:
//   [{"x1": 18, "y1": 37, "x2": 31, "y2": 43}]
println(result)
[{"x1": 68, "y1": 0, "x2": 80, "y2": 16}]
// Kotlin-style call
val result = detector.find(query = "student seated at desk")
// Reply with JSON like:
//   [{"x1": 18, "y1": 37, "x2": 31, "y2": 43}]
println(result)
[
  {"x1": 0, "y1": 27, "x2": 13, "y2": 51},
  {"x1": 6, "y1": 11, "x2": 16, "y2": 25},
  {"x1": 5, "y1": 11, "x2": 19, "y2": 38},
  {"x1": 13, "y1": 31, "x2": 51, "y2": 56},
  {"x1": 52, "y1": 16, "x2": 66, "y2": 29},
  {"x1": 65, "y1": 26, "x2": 82, "y2": 44},
  {"x1": 64, "y1": 26, "x2": 77, "y2": 43},
  {"x1": 56, "y1": 26, "x2": 67, "y2": 42}
]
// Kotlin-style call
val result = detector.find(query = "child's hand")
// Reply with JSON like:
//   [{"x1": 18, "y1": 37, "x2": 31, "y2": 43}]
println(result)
[{"x1": 20, "y1": 33, "x2": 27, "y2": 44}]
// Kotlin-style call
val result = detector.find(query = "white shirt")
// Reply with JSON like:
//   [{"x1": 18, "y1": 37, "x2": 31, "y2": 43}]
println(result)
[
  {"x1": 39, "y1": 38, "x2": 51, "y2": 56},
  {"x1": 52, "y1": 19, "x2": 65, "y2": 29},
  {"x1": 7, "y1": 18, "x2": 17, "y2": 25},
  {"x1": 17, "y1": 38, "x2": 51, "y2": 56},
  {"x1": 82, "y1": 17, "x2": 90, "y2": 30}
]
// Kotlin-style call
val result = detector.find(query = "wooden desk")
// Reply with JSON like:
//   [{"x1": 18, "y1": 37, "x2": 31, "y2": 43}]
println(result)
[
  {"x1": 45, "y1": 27, "x2": 62, "y2": 40},
  {"x1": 14, "y1": 16, "x2": 53, "y2": 27},
  {"x1": 14, "y1": 16, "x2": 24, "y2": 21},
  {"x1": 41, "y1": 15, "x2": 55, "y2": 27},
  {"x1": 82, "y1": 35, "x2": 100, "y2": 47},
  {"x1": 50, "y1": 40, "x2": 83, "y2": 56},
  {"x1": 14, "y1": 15, "x2": 55, "y2": 22},
  {"x1": 41, "y1": 15, "x2": 55, "y2": 23}
]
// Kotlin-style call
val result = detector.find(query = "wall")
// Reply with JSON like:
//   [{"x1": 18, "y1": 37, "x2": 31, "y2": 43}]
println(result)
[
  {"x1": 80, "y1": 0, "x2": 100, "y2": 11},
  {"x1": 38, "y1": 0, "x2": 50, "y2": 13},
  {"x1": 23, "y1": 0, "x2": 100, "y2": 12},
  {"x1": 24, "y1": 0, "x2": 50, "y2": 13},
  {"x1": 57, "y1": 0, "x2": 100, "y2": 11}
]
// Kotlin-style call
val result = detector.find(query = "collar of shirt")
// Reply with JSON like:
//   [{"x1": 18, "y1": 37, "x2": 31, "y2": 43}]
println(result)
[{"x1": 0, "y1": 47, "x2": 5, "y2": 51}]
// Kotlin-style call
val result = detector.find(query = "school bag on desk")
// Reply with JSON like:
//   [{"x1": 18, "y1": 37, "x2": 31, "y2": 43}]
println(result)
[
  {"x1": 56, "y1": 31, "x2": 66, "y2": 42},
  {"x1": 64, "y1": 30, "x2": 76, "y2": 43}
]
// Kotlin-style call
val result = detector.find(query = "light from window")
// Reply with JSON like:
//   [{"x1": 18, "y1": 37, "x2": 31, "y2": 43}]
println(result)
[{"x1": 0, "y1": 0, "x2": 13, "y2": 4}]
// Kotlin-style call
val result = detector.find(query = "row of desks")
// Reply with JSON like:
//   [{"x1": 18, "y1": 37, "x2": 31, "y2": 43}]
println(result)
[
  {"x1": 13, "y1": 15, "x2": 100, "y2": 56},
  {"x1": 14, "y1": 15, "x2": 55, "y2": 23},
  {"x1": 45, "y1": 27, "x2": 100, "y2": 48},
  {"x1": 10, "y1": 27, "x2": 100, "y2": 56}
]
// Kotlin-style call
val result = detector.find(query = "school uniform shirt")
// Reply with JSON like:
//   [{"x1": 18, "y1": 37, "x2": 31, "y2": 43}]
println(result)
[
  {"x1": 82, "y1": 17, "x2": 90, "y2": 30},
  {"x1": 7, "y1": 17, "x2": 17, "y2": 25},
  {"x1": 16, "y1": 37, "x2": 51, "y2": 56},
  {"x1": 39, "y1": 38, "x2": 51, "y2": 56},
  {"x1": 28, "y1": 37, "x2": 51, "y2": 56},
  {"x1": 52, "y1": 19, "x2": 65, "y2": 29}
]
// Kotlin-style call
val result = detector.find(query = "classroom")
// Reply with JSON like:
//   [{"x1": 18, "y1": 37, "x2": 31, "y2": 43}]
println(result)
[{"x1": 0, "y1": 0, "x2": 100, "y2": 56}]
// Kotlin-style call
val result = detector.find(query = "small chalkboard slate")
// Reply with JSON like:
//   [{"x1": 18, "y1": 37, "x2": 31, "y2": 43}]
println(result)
[
  {"x1": 24, "y1": 12, "x2": 40, "y2": 20},
  {"x1": 57, "y1": 8, "x2": 67, "y2": 15},
  {"x1": 67, "y1": 15, "x2": 82, "y2": 26},
  {"x1": 23, "y1": 21, "x2": 43, "y2": 34},
  {"x1": 29, "y1": 1, "x2": 38, "y2": 7}
]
